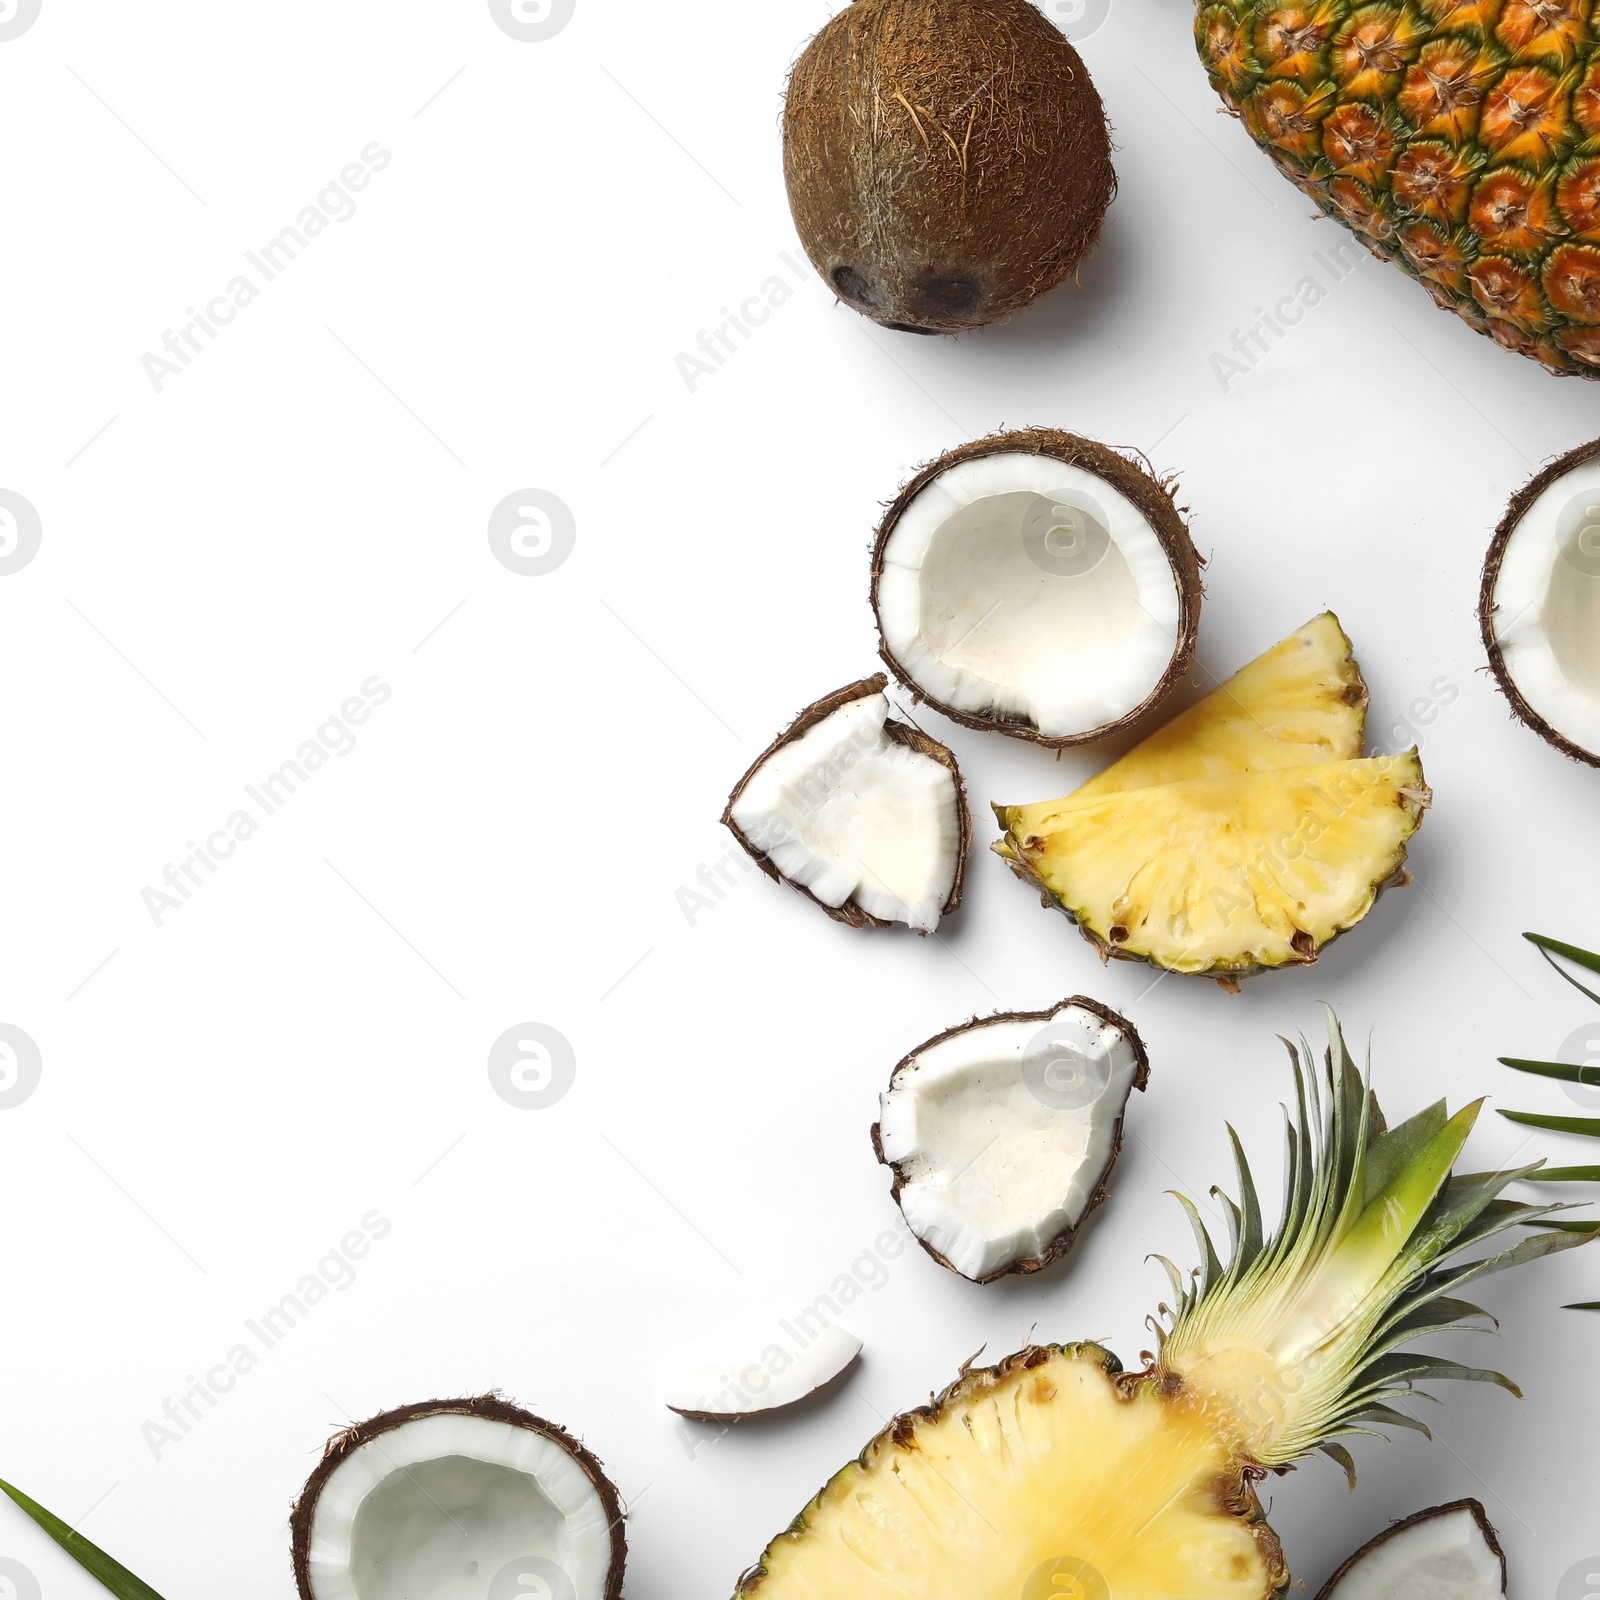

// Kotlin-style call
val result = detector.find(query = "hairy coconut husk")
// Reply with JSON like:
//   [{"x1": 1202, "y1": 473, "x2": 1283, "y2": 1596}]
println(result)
[
  {"x1": 871, "y1": 995, "x2": 1148, "y2": 1282},
  {"x1": 783, "y1": 0, "x2": 1116, "y2": 334},
  {"x1": 870, "y1": 428, "x2": 1204, "y2": 747},
  {"x1": 722, "y1": 674, "x2": 972, "y2": 929},
  {"x1": 1312, "y1": 1501, "x2": 1506, "y2": 1600},
  {"x1": 1480, "y1": 437, "x2": 1600, "y2": 768},
  {"x1": 289, "y1": 1394, "x2": 626, "y2": 1600}
]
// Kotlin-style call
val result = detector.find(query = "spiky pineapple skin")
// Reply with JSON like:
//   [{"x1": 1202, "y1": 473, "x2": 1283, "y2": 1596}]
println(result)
[{"x1": 1196, "y1": 0, "x2": 1600, "y2": 375}]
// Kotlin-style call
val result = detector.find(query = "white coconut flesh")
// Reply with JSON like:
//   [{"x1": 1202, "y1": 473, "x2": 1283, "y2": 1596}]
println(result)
[
  {"x1": 1490, "y1": 454, "x2": 1600, "y2": 756},
  {"x1": 877, "y1": 453, "x2": 1183, "y2": 738},
  {"x1": 1319, "y1": 1505, "x2": 1504, "y2": 1600},
  {"x1": 303, "y1": 1413, "x2": 616, "y2": 1600},
  {"x1": 876, "y1": 1001, "x2": 1144, "y2": 1281},
  {"x1": 729, "y1": 691, "x2": 960, "y2": 931},
  {"x1": 665, "y1": 1323, "x2": 862, "y2": 1420}
]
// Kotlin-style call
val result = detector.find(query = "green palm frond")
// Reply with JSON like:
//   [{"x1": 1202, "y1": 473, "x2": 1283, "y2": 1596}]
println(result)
[
  {"x1": 1496, "y1": 932, "x2": 1600, "y2": 1308},
  {"x1": 0, "y1": 1480, "x2": 165, "y2": 1600}
]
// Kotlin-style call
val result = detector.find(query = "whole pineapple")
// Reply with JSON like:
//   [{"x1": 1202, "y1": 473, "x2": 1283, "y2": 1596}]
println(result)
[{"x1": 1196, "y1": 0, "x2": 1600, "y2": 374}]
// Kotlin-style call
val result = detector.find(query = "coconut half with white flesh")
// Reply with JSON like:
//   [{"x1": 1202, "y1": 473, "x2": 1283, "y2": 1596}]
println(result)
[
  {"x1": 290, "y1": 1396, "x2": 625, "y2": 1600},
  {"x1": 724, "y1": 676, "x2": 970, "y2": 932},
  {"x1": 665, "y1": 1323, "x2": 863, "y2": 1422},
  {"x1": 872, "y1": 997, "x2": 1148, "y2": 1282},
  {"x1": 1314, "y1": 1501, "x2": 1507, "y2": 1600},
  {"x1": 871, "y1": 430, "x2": 1203, "y2": 747},
  {"x1": 1482, "y1": 438, "x2": 1600, "y2": 766}
]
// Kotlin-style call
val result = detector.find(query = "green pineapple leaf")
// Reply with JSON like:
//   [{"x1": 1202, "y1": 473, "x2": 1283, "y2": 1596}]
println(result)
[
  {"x1": 1499, "y1": 1055, "x2": 1600, "y2": 1083},
  {"x1": 0, "y1": 1480, "x2": 166, "y2": 1600},
  {"x1": 1498, "y1": 1110, "x2": 1600, "y2": 1136},
  {"x1": 1524, "y1": 931, "x2": 1600, "y2": 1006}
]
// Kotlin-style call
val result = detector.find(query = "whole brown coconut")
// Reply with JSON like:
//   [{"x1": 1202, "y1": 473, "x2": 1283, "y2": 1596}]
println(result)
[{"x1": 784, "y1": 0, "x2": 1116, "y2": 334}]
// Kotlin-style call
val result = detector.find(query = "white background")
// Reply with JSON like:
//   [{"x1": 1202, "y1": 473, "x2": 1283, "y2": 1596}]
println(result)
[{"x1": 2, "y1": 1, "x2": 1599, "y2": 1596}]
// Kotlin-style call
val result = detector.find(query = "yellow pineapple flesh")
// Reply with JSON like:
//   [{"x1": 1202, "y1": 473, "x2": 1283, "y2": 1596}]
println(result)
[
  {"x1": 999, "y1": 753, "x2": 1427, "y2": 975},
  {"x1": 1196, "y1": 0, "x2": 1600, "y2": 375},
  {"x1": 738, "y1": 1345, "x2": 1284, "y2": 1600},
  {"x1": 1073, "y1": 610, "x2": 1367, "y2": 798},
  {"x1": 993, "y1": 616, "x2": 1428, "y2": 981}
]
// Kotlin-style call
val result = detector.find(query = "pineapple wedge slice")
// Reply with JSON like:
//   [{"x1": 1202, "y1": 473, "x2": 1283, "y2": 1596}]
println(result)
[
  {"x1": 997, "y1": 754, "x2": 1429, "y2": 977},
  {"x1": 1075, "y1": 611, "x2": 1368, "y2": 798}
]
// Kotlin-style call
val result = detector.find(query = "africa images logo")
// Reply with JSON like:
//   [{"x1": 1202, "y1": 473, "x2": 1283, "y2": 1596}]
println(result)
[
  {"x1": 489, "y1": 0, "x2": 575, "y2": 42},
  {"x1": 0, "y1": 0, "x2": 41, "y2": 42},
  {"x1": 0, "y1": 490, "x2": 42, "y2": 576}
]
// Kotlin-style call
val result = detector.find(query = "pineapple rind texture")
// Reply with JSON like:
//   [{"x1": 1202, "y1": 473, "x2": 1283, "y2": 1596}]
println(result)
[
  {"x1": 1195, "y1": 0, "x2": 1600, "y2": 375},
  {"x1": 733, "y1": 1344, "x2": 1287, "y2": 1600},
  {"x1": 998, "y1": 752, "x2": 1429, "y2": 977}
]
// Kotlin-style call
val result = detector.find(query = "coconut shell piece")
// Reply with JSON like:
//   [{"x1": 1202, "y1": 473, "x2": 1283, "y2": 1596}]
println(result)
[
  {"x1": 1313, "y1": 1500, "x2": 1507, "y2": 1600},
  {"x1": 783, "y1": 0, "x2": 1116, "y2": 334},
  {"x1": 872, "y1": 995, "x2": 1148, "y2": 1283},
  {"x1": 871, "y1": 428, "x2": 1204, "y2": 748},
  {"x1": 1480, "y1": 436, "x2": 1600, "y2": 768},
  {"x1": 723, "y1": 675, "x2": 972, "y2": 931},
  {"x1": 290, "y1": 1394, "x2": 626, "y2": 1600}
]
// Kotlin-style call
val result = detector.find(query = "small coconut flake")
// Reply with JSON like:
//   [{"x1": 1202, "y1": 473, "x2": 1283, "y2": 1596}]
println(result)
[
  {"x1": 1481, "y1": 439, "x2": 1600, "y2": 765},
  {"x1": 665, "y1": 1323, "x2": 863, "y2": 1422},
  {"x1": 290, "y1": 1397, "x2": 625, "y2": 1600},
  {"x1": 1314, "y1": 1501, "x2": 1506, "y2": 1600},
  {"x1": 873, "y1": 997, "x2": 1148, "y2": 1282},
  {"x1": 872, "y1": 430, "x2": 1202, "y2": 746},
  {"x1": 724, "y1": 677, "x2": 969, "y2": 932}
]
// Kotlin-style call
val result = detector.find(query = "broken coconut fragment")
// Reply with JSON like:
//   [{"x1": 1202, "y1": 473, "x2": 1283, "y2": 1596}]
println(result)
[
  {"x1": 724, "y1": 676, "x2": 969, "y2": 932},
  {"x1": 994, "y1": 616, "x2": 1431, "y2": 985},
  {"x1": 665, "y1": 1324, "x2": 862, "y2": 1422},
  {"x1": 290, "y1": 1396, "x2": 625, "y2": 1600},
  {"x1": 1314, "y1": 1501, "x2": 1507, "y2": 1600},
  {"x1": 872, "y1": 997, "x2": 1147, "y2": 1282},
  {"x1": 1481, "y1": 438, "x2": 1600, "y2": 766},
  {"x1": 871, "y1": 429, "x2": 1202, "y2": 747}
]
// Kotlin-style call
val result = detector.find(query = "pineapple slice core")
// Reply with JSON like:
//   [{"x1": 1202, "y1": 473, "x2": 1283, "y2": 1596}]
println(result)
[
  {"x1": 999, "y1": 755, "x2": 1427, "y2": 974},
  {"x1": 738, "y1": 1347, "x2": 1282, "y2": 1600}
]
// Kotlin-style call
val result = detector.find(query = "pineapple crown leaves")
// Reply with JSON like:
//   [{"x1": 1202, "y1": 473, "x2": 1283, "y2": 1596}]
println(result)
[
  {"x1": 1153, "y1": 1009, "x2": 1593, "y2": 1477},
  {"x1": 1496, "y1": 932, "x2": 1600, "y2": 1309}
]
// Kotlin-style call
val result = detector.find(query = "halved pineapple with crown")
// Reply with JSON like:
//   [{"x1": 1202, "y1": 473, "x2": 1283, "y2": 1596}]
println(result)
[
  {"x1": 995, "y1": 616, "x2": 1430, "y2": 984},
  {"x1": 733, "y1": 1017, "x2": 1590, "y2": 1599}
]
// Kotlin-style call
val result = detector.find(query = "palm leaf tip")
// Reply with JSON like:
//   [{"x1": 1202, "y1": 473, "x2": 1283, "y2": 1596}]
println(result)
[
  {"x1": 1501, "y1": 932, "x2": 1600, "y2": 1307},
  {"x1": 0, "y1": 1479, "x2": 167, "y2": 1600}
]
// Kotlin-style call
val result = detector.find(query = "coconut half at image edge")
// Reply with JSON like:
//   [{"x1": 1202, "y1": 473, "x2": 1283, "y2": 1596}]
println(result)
[
  {"x1": 871, "y1": 429, "x2": 1203, "y2": 748},
  {"x1": 872, "y1": 997, "x2": 1148, "y2": 1282},
  {"x1": 724, "y1": 676, "x2": 971, "y2": 932},
  {"x1": 290, "y1": 1396, "x2": 625, "y2": 1600},
  {"x1": 1315, "y1": 1501, "x2": 1507, "y2": 1600},
  {"x1": 1481, "y1": 438, "x2": 1600, "y2": 767}
]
